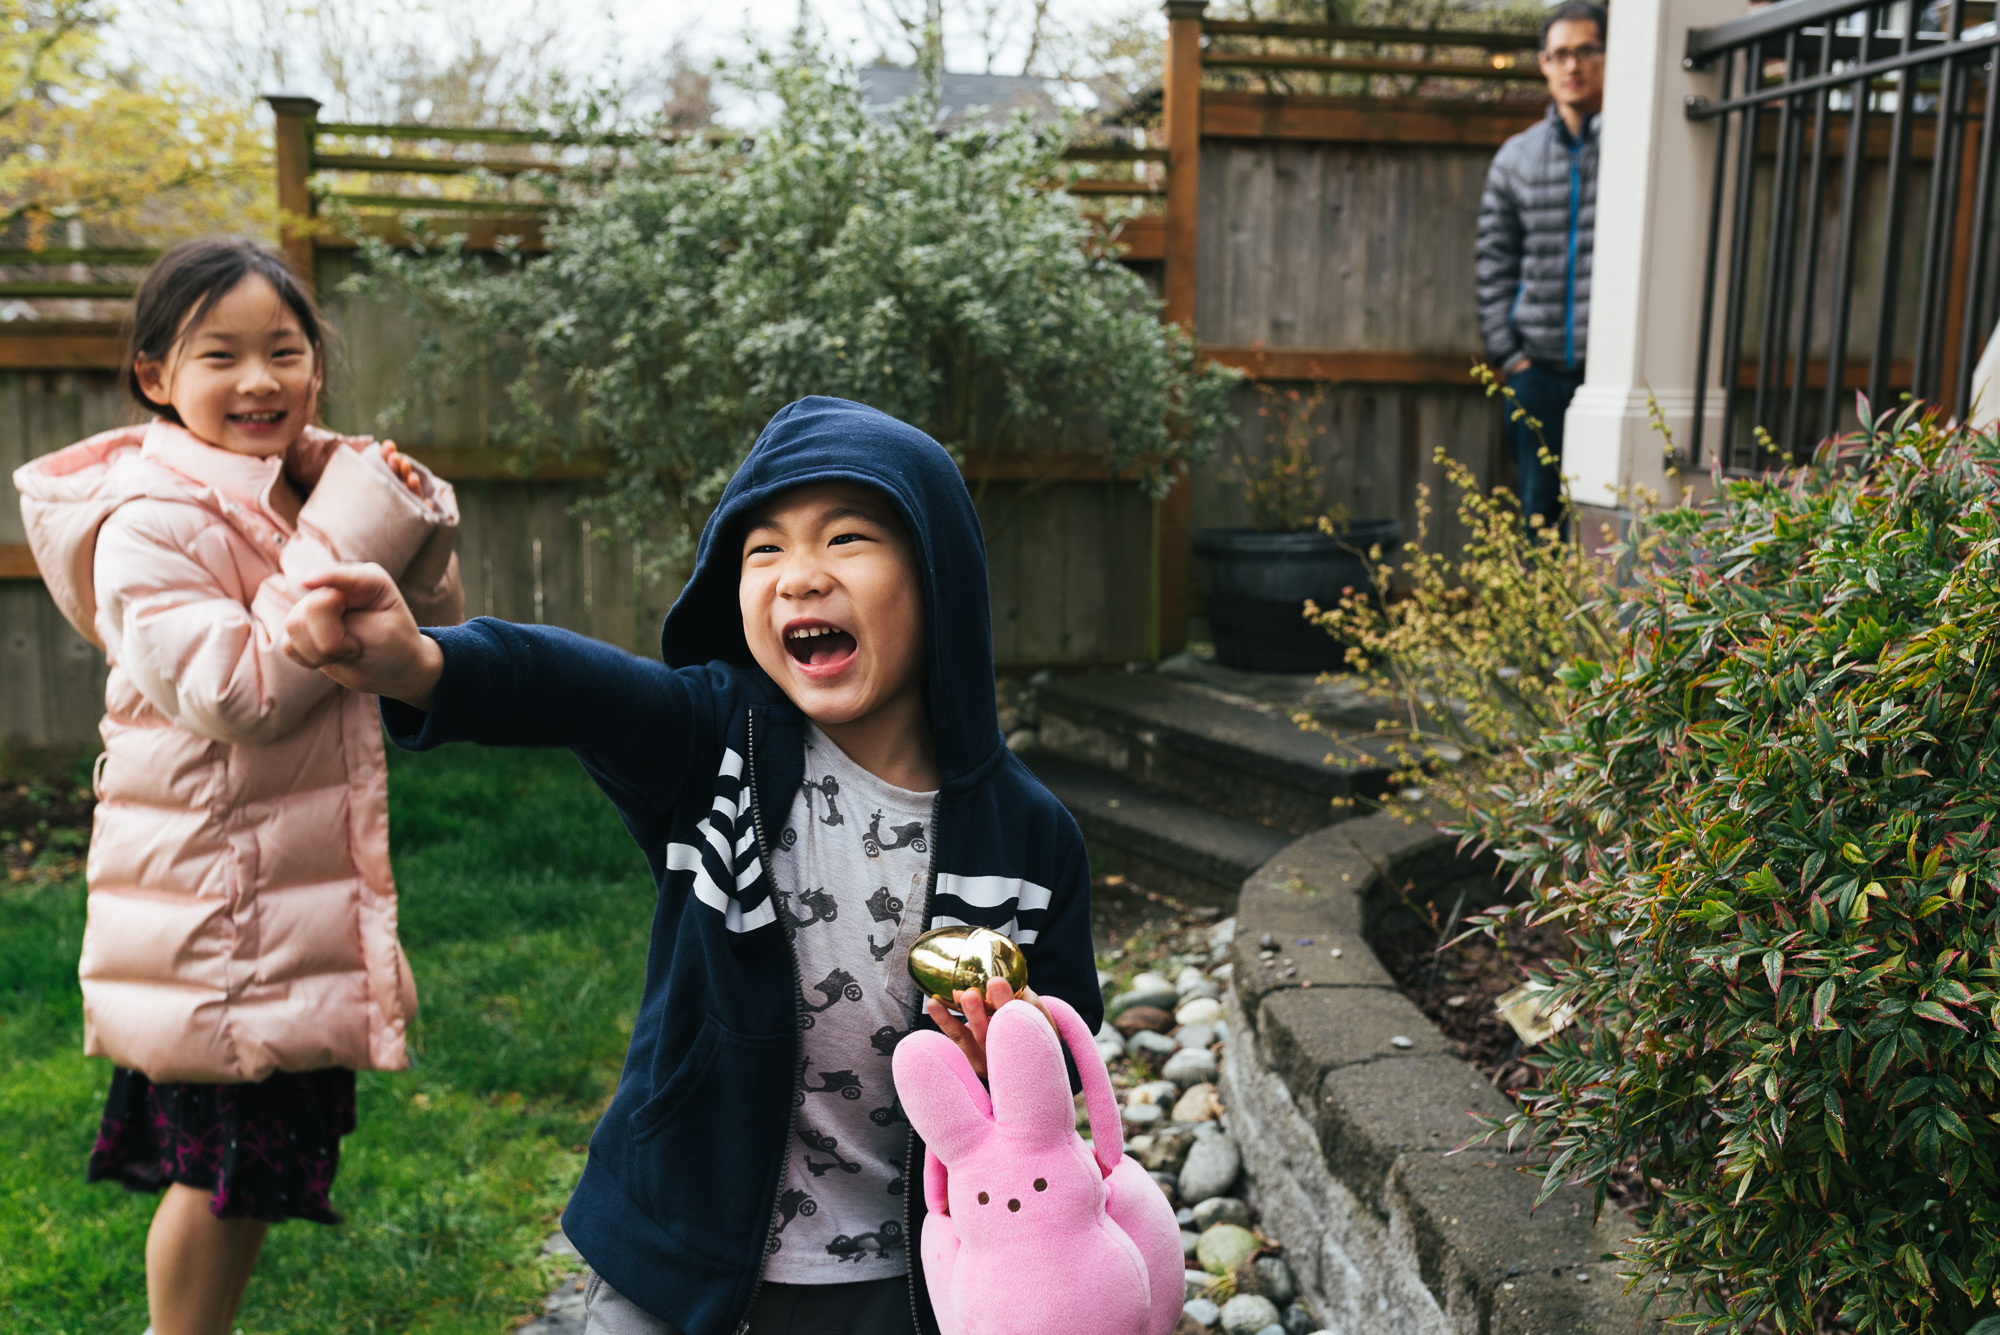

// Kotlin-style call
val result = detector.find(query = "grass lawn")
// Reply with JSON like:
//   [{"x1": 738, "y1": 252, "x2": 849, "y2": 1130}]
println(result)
[{"x1": 1, "y1": 745, "x2": 654, "y2": 1333}]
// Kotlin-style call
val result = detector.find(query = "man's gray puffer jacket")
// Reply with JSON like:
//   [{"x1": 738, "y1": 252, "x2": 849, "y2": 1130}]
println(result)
[{"x1": 1475, "y1": 103, "x2": 1600, "y2": 370}]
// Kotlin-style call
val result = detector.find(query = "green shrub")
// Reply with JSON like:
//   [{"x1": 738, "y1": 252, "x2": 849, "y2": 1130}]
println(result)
[
  {"x1": 353, "y1": 48, "x2": 1239, "y2": 566},
  {"x1": 1455, "y1": 406, "x2": 2000, "y2": 1333}
]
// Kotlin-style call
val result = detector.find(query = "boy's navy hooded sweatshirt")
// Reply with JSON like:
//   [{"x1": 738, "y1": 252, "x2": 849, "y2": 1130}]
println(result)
[{"x1": 381, "y1": 397, "x2": 1101, "y2": 1335}]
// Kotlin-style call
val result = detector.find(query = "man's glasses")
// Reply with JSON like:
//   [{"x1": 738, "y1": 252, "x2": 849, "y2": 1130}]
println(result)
[{"x1": 1540, "y1": 43, "x2": 1606, "y2": 65}]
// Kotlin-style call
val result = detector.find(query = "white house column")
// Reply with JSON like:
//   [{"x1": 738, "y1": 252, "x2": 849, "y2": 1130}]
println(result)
[{"x1": 1564, "y1": 0, "x2": 1747, "y2": 530}]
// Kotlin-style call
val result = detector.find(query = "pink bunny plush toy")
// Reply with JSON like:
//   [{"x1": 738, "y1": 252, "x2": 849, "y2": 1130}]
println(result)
[{"x1": 893, "y1": 993, "x2": 1184, "y2": 1335}]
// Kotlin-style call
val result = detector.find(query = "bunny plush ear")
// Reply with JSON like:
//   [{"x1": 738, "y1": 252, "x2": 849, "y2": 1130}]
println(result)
[
  {"x1": 893, "y1": 1030, "x2": 994, "y2": 1166},
  {"x1": 985, "y1": 1002, "x2": 1078, "y2": 1146},
  {"x1": 1037, "y1": 994, "x2": 1125, "y2": 1177}
]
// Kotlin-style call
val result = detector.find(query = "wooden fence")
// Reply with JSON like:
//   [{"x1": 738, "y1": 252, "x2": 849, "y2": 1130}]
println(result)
[{"x1": 0, "y1": 2, "x2": 1550, "y2": 767}]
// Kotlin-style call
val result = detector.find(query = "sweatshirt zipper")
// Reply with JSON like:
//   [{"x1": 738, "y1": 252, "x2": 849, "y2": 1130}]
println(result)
[
  {"x1": 903, "y1": 790, "x2": 945, "y2": 1335},
  {"x1": 735, "y1": 706, "x2": 808, "y2": 1335}
]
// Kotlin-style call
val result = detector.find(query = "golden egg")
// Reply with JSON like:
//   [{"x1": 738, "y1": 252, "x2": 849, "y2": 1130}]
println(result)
[{"x1": 907, "y1": 925, "x2": 1029, "y2": 1005}]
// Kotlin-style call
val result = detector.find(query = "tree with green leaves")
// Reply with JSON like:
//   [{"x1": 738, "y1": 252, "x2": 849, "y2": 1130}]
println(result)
[
  {"x1": 356, "y1": 47, "x2": 1237, "y2": 566},
  {"x1": 1, "y1": 0, "x2": 270, "y2": 248}
]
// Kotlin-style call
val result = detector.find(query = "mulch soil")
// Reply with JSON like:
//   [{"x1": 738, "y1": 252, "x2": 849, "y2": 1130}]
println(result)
[
  {"x1": 1373, "y1": 908, "x2": 1656, "y2": 1215},
  {"x1": 0, "y1": 779, "x2": 94, "y2": 884}
]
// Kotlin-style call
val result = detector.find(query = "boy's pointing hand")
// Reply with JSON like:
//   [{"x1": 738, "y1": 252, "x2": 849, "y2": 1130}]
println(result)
[
  {"x1": 284, "y1": 563, "x2": 444, "y2": 710},
  {"x1": 923, "y1": 977, "x2": 1053, "y2": 1080}
]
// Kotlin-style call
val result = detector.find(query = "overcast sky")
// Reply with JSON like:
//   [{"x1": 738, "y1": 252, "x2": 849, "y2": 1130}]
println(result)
[{"x1": 105, "y1": 0, "x2": 1156, "y2": 122}]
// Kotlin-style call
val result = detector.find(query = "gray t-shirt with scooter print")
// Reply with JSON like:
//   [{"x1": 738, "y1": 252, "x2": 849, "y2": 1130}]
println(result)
[{"x1": 762, "y1": 724, "x2": 935, "y2": 1282}]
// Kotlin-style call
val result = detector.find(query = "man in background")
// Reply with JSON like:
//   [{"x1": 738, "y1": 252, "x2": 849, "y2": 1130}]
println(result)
[{"x1": 1474, "y1": 0, "x2": 1607, "y2": 537}]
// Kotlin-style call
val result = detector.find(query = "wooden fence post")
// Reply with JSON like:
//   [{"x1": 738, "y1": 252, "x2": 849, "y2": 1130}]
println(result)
[
  {"x1": 1157, "y1": 0, "x2": 1205, "y2": 657},
  {"x1": 265, "y1": 94, "x2": 321, "y2": 293}
]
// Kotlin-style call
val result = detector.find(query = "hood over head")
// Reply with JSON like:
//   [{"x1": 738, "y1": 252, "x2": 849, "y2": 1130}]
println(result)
[
  {"x1": 661, "y1": 396, "x2": 1001, "y2": 788},
  {"x1": 13, "y1": 425, "x2": 158, "y2": 647}
]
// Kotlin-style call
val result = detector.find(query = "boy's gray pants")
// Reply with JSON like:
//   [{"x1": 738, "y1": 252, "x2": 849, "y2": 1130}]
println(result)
[{"x1": 581, "y1": 1270, "x2": 913, "y2": 1335}]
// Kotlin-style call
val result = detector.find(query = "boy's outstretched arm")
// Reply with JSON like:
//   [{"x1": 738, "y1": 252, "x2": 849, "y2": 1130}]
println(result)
[
  {"x1": 284, "y1": 564, "x2": 444, "y2": 708},
  {"x1": 284, "y1": 563, "x2": 698, "y2": 825}
]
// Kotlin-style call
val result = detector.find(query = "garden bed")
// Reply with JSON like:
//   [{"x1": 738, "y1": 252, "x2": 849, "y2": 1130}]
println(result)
[{"x1": 1219, "y1": 812, "x2": 1655, "y2": 1335}]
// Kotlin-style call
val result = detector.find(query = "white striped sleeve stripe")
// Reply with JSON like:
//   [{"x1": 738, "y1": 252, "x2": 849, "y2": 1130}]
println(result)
[
  {"x1": 668, "y1": 840, "x2": 730, "y2": 918},
  {"x1": 667, "y1": 840, "x2": 773, "y2": 935},
  {"x1": 924, "y1": 914, "x2": 1035, "y2": 946},
  {"x1": 934, "y1": 873, "x2": 1053, "y2": 914},
  {"x1": 727, "y1": 896, "x2": 777, "y2": 933}
]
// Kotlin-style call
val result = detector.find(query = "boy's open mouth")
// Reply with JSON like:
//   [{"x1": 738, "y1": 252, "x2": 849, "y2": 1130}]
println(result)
[{"x1": 785, "y1": 621, "x2": 857, "y2": 669}]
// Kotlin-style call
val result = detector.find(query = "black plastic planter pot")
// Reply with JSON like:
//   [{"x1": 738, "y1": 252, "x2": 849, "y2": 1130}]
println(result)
[{"x1": 1193, "y1": 522, "x2": 1403, "y2": 672}]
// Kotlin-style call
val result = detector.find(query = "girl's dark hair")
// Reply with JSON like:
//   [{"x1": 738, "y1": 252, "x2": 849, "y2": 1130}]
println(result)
[{"x1": 123, "y1": 238, "x2": 330, "y2": 424}]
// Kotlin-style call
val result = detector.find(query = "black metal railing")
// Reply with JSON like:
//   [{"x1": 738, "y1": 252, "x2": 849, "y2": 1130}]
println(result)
[{"x1": 1685, "y1": 0, "x2": 2000, "y2": 470}]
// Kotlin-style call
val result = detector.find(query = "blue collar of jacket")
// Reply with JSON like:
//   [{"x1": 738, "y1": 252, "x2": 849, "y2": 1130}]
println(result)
[{"x1": 1543, "y1": 100, "x2": 1602, "y2": 148}]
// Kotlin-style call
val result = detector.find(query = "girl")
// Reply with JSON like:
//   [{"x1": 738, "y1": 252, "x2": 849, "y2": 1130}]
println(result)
[{"x1": 12, "y1": 238, "x2": 463, "y2": 1335}]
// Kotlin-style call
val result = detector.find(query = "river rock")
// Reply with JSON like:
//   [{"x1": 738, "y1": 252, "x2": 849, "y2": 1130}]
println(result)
[
  {"x1": 1110, "y1": 987, "x2": 1181, "y2": 1018},
  {"x1": 1128, "y1": 1080, "x2": 1180, "y2": 1106},
  {"x1": 1108, "y1": 972, "x2": 1179, "y2": 1016},
  {"x1": 1191, "y1": 1196, "x2": 1250, "y2": 1231},
  {"x1": 1096, "y1": 1034, "x2": 1127, "y2": 1065},
  {"x1": 1183, "y1": 1297, "x2": 1221, "y2": 1329},
  {"x1": 1185, "y1": 1270, "x2": 1215, "y2": 1301},
  {"x1": 1281, "y1": 1305, "x2": 1315, "y2": 1335},
  {"x1": 1253, "y1": 1256, "x2": 1297, "y2": 1308},
  {"x1": 1179, "y1": 1130, "x2": 1242, "y2": 1203},
  {"x1": 1175, "y1": 1023, "x2": 1216, "y2": 1050},
  {"x1": 1176, "y1": 996, "x2": 1224, "y2": 1028},
  {"x1": 1195, "y1": 1223, "x2": 1259, "y2": 1276},
  {"x1": 1219, "y1": 1294, "x2": 1282, "y2": 1335},
  {"x1": 1127, "y1": 1030, "x2": 1180, "y2": 1058},
  {"x1": 1133, "y1": 1123, "x2": 1196, "y2": 1172},
  {"x1": 1181, "y1": 1229, "x2": 1200, "y2": 1260},
  {"x1": 1177, "y1": 979, "x2": 1221, "y2": 1005},
  {"x1": 1175, "y1": 964, "x2": 1209, "y2": 992},
  {"x1": 1162, "y1": 1047, "x2": 1219, "y2": 1088},
  {"x1": 1172, "y1": 1082, "x2": 1222, "y2": 1124},
  {"x1": 1208, "y1": 917, "x2": 1237, "y2": 957},
  {"x1": 1122, "y1": 1102, "x2": 1163, "y2": 1128},
  {"x1": 1115, "y1": 1005, "x2": 1175, "y2": 1035}
]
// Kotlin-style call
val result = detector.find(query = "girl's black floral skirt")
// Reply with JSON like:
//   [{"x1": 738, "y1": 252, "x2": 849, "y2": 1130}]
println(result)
[{"x1": 87, "y1": 1065, "x2": 356, "y2": 1224}]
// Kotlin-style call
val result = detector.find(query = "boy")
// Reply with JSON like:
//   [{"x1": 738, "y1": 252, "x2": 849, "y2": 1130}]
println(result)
[{"x1": 283, "y1": 397, "x2": 1102, "y2": 1335}]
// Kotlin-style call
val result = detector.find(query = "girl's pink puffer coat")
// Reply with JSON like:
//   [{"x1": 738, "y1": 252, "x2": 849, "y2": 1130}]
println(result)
[{"x1": 14, "y1": 420, "x2": 463, "y2": 1084}]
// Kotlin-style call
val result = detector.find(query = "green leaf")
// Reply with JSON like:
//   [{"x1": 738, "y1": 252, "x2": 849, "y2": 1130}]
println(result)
[
  {"x1": 1913, "y1": 999, "x2": 1969, "y2": 1029},
  {"x1": 1764, "y1": 950, "x2": 1785, "y2": 993},
  {"x1": 1867, "y1": 1034, "x2": 1900, "y2": 1089},
  {"x1": 1812, "y1": 980, "x2": 1837, "y2": 1027}
]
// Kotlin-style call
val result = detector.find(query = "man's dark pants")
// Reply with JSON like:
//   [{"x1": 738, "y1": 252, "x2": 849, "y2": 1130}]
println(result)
[{"x1": 1504, "y1": 361, "x2": 1585, "y2": 538}]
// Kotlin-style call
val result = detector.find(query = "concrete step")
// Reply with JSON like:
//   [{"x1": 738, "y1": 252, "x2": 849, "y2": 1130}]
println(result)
[
  {"x1": 1034, "y1": 667, "x2": 1399, "y2": 836},
  {"x1": 1025, "y1": 753, "x2": 1295, "y2": 909}
]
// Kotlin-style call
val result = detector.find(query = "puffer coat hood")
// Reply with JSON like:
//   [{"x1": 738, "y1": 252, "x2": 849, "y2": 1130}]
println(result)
[{"x1": 14, "y1": 420, "x2": 463, "y2": 1083}]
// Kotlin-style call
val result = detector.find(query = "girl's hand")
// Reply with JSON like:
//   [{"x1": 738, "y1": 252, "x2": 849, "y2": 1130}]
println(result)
[
  {"x1": 924, "y1": 978, "x2": 1053, "y2": 1080},
  {"x1": 380, "y1": 442, "x2": 424, "y2": 497},
  {"x1": 283, "y1": 563, "x2": 443, "y2": 708}
]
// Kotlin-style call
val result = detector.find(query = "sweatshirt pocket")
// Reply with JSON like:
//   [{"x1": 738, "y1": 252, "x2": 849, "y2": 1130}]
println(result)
[{"x1": 626, "y1": 1014, "x2": 793, "y2": 1259}]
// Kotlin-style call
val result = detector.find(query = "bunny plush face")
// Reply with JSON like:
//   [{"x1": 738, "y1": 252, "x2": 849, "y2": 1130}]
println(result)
[{"x1": 942, "y1": 1007, "x2": 1106, "y2": 1231}]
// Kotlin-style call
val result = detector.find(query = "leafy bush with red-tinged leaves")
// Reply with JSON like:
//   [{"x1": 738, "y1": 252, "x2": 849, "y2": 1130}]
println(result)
[{"x1": 1463, "y1": 405, "x2": 2000, "y2": 1334}]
